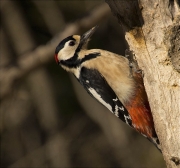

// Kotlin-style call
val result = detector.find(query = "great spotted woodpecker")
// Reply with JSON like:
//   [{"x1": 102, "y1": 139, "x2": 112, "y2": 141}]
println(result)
[{"x1": 54, "y1": 26, "x2": 161, "y2": 151}]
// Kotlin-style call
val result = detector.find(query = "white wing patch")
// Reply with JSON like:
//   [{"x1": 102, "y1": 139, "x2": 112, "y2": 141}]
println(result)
[
  {"x1": 88, "y1": 87, "x2": 131, "y2": 124},
  {"x1": 113, "y1": 98, "x2": 118, "y2": 102},
  {"x1": 113, "y1": 99, "x2": 127, "y2": 119},
  {"x1": 86, "y1": 80, "x2": 90, "y2": 83},
  {"x1": 119, "y1": 106, "x2": 125, "y2": 111},
  {"x1": 124, "y1": 115, "x2": 132, "y2": 125},
  {"x1": 88, "y1": 87, "x2": 112, "y2": 112},
  {"x1": 114, "y1": 105, "x2": 119, "y2": 117}
]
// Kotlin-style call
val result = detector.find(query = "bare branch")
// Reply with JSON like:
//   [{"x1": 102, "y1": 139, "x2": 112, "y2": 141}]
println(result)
[{"x1": 0, "y1": 3, "x2": 110, "y2": 99}]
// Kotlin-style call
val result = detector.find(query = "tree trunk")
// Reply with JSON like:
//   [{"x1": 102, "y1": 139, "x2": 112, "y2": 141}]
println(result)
[{"x1": 105, "y1": 0, "x2": 180, "y2": 167}]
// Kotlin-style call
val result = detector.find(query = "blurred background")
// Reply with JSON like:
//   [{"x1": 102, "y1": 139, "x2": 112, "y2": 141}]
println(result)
[{"x1": 1, "y1": 1, "x2": 165, "y2": 167}]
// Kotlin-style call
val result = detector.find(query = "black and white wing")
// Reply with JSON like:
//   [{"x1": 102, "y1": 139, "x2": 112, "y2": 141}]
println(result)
[{"x1": 78, "y1": 67, "x2": 132, "y2": 126}]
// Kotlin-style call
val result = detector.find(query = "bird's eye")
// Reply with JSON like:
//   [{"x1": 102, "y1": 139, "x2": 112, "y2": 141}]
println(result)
[{"x1": 69, "y1": 41, "x2": 75, "y2": 46}]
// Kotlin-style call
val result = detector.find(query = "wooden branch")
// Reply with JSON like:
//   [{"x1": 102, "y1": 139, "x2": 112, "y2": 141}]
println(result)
[
  {"x1": 105, "y1": 0, "x2": 180, "y2": 167},
  {"x1": 0, "y1": 3, "x2": 110, "y2": 99}
]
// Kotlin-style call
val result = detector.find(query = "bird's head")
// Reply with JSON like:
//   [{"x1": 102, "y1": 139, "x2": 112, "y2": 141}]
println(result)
[{"x1": 54, "y1": 26, "x2": 97, "y2": 65}]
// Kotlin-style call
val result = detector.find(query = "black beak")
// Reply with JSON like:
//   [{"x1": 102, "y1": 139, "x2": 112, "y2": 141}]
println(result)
[{"x1": 79, "y1": 26, "x2": 98, "y2": 48}]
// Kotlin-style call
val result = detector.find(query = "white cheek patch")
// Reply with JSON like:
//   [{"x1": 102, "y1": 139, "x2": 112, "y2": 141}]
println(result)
[
  {"x1": 58, "y1": 41, "x2": 78, "y2": 61},
  {"x1": 88, "y1": 87, "x2": 112, "y2": 112},
  {"x1": 58, "y1": 48, "x2": 76, "y2": 61}
]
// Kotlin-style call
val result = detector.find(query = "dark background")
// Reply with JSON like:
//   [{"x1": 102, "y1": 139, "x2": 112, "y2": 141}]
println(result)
[{"x1": 1, "y1": 1, "x2": 165, "y2": 167}]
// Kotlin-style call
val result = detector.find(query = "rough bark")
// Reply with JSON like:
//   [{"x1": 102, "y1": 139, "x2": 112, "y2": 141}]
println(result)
[{"x1": 105, "y1": 0, "x2": 180, "y2": 167}]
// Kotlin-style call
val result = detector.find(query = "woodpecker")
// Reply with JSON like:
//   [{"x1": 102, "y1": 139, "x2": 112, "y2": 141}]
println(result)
[{"x1": 55, "y1": 26, "x2": 161, "y2": 151}]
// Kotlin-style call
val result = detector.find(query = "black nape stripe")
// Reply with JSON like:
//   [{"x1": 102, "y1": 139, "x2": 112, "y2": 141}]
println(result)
[
  {"x1": 81, "y1": 53, "x2": 100, "y2": 64},
  {"x1": 60, "y1": 52, "x2": 100, "y2": 68}
]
